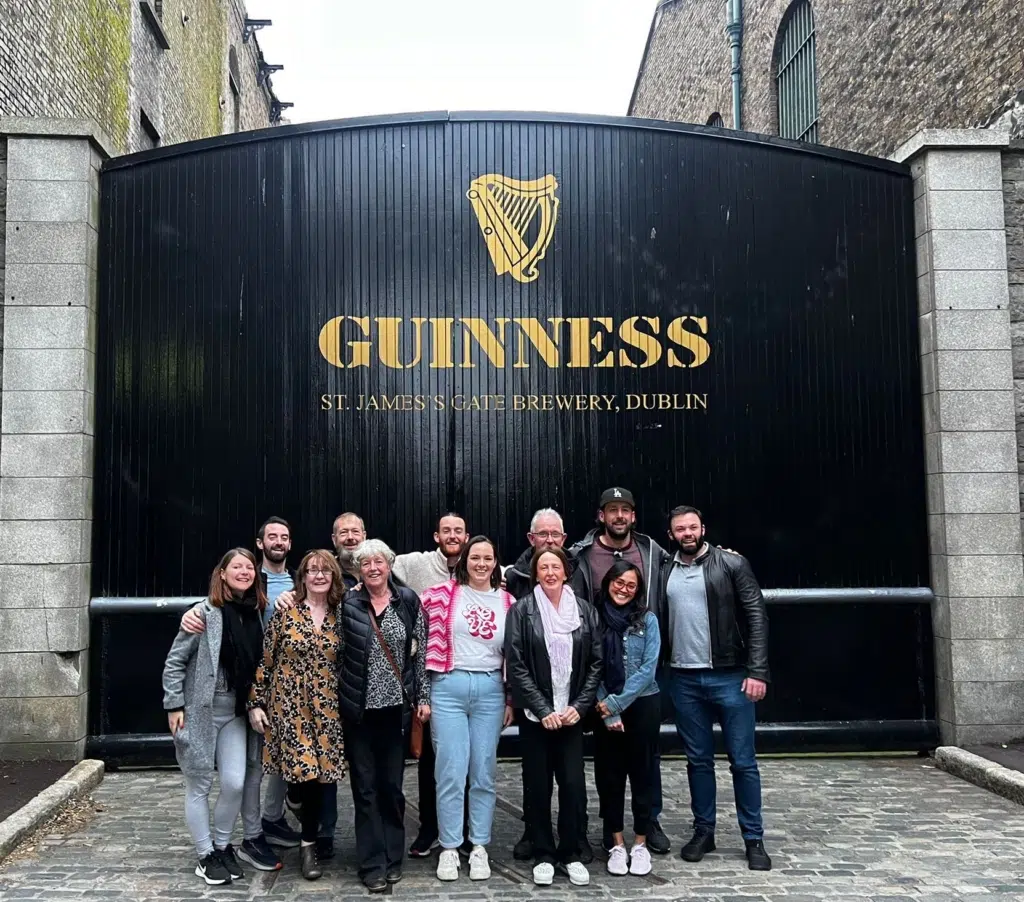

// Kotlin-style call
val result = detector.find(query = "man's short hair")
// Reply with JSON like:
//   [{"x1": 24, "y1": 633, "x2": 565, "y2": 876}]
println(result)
[
  {"x1": 257, "y1": 516, "x2": 290, "y2": 541},
  {"x1": 436, "y1": 511, "x2": 466, "y2": 532},
  {"x1": 332, "y1": 512, "x2": 365, "y2": 533},
  {"x1": 668, "y1": 505, "x2": 704, "y2": 526},
  {"x1": 529, "y1": 508, "x2": 564, "y2": 532}
]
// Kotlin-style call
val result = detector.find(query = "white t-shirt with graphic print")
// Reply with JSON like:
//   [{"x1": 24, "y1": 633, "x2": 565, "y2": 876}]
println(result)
[{"x1": 452, "y1": 586, "x2": 506, "y2": 672}]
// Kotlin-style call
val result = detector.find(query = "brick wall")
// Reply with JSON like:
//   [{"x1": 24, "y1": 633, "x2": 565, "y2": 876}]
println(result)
[
  {"x1": 631, "y1": 0, "x2": 1024, "y2": 158},
  {"x1": 0, "y1": 0, "x2": 276, "y2": 155}
]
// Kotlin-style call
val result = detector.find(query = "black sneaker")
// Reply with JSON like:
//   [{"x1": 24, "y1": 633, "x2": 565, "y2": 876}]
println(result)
[
  {"x1": 513, "y1": 828, "x2": 533, "y2": 860},
  {"x1": 577, "y1": 834, "x2": 594, "y2": 864},
  {"x1": 408, "y1": 830, "x2": 439, "y2": 858},
  {"x1": 745, "y1": 839, "x2": 772, "y2": 871},
  {"x1": 316, "y1": 837, "x2": 335, "y2": 860},
  {"x1": 262, "y1": 815, "x2": 301, "y2": 848},
  {"x1": 195, "y1": 851, "x2": 232, "y2": 885},
  {"x1": 646, "y1": 819, "x2": 671, "y2": 854},
  {"x1": 238, "y1": 836, "x2": 282, "y2": 871},
  {"x1": 216, "y1": 845, "x2": 243, "y2": 880},
  {"x1": 680, "y1": 829, "x2": 715, "y2": 862}
]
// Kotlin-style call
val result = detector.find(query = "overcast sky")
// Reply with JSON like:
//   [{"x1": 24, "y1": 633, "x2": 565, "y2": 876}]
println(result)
[{"x1": 247, "y1": 0, "x2": 659, "y2": 123}]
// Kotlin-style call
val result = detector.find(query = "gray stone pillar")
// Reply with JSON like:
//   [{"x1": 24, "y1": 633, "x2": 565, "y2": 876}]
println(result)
[
  {"x1": 0, "y1": 119, "x2": 111, "y2": 760},
  {"x1": 894, "y1": 129, "x2": 1024, "y2": 746}
]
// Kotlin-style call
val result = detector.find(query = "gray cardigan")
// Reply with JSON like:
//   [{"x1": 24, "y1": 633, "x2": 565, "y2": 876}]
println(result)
[{"x1": 161, "y1": 600, "x2": 260, "y2": 777}]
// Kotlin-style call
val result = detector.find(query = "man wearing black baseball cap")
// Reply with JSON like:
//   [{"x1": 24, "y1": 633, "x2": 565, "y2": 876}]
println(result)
[{"x1": 569, "y1": 487, "x2": 671, "y2": 856}]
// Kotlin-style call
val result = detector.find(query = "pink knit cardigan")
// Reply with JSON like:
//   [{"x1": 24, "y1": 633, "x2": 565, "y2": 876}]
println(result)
[{"x1": 419, "y1": 579, "x2": 515, "y2": 674}]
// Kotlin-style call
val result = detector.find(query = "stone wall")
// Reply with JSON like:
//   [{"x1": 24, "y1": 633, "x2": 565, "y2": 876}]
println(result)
[
  {"x1": 631, "y1": 0, "x2": 1024, "y2": 158},
  {"x1": 1008, "y1": 149, "x2": 1024, "y2": 533},
  {"x1": 0, "y1": 0, "x2": 276, "y2": 155}
]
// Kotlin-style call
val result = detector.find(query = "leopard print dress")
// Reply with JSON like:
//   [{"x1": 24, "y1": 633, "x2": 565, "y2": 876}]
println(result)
[{"x1": 249, "y1": 603, "x2": 345, "y2": 782}]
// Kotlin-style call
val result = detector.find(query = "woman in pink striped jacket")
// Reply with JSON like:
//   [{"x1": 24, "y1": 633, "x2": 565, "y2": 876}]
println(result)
[{"x1": 419, "y1": 535, "x2": 516, "y2": 884}]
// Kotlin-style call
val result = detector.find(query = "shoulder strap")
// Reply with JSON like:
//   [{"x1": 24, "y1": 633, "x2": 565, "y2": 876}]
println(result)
[{"x1": 368, "y1": 606, "x2": 413, "y2": 707}]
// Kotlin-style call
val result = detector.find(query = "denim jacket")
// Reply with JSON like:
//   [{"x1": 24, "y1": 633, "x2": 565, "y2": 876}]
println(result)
[{"x1": 596, "y1": 611, "x2": 660, "y2": 727}]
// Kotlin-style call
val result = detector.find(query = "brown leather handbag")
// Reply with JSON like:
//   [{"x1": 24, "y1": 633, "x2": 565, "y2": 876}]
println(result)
[{"x1": 368, "y1": 608, "x2": 423, "y2": 758}]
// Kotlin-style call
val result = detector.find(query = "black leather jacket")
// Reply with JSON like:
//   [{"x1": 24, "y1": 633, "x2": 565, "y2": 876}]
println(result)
[
  {"x1": 504, "y1": 589, "x2": 604, "y2": 720},
  {"x1": 654, "y1": 544, "x2": 770, "y2": 682},
  {"x1": 505, "y1": 545, "x2": 578, "y2": 601}
]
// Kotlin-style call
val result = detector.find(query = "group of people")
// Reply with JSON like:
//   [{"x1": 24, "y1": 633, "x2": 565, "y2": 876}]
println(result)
[{"x1": 162, "y1": 487, "x2": 771, "y2": 892}]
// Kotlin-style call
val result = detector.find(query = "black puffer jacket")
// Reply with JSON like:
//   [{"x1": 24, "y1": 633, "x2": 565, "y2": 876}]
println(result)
[
  {"x1": 654, "y1": 544, "x2": 770, "y2": 682},
  {"x1": 504, "y1": 589, "x2": 603, "y2": 721},
  {"x1": 337, "y1": 582, "x2": 420, "y2": 730}
]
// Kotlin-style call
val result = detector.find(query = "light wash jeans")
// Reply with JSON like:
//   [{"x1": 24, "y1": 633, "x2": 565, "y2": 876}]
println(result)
[{"x1": 430, "y1": 670, "x2": 505, "y2": 849}]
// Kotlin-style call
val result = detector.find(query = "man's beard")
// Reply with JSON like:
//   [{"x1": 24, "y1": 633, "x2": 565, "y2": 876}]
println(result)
[
  {"x1": 669, "y1": 536, "x2": 703, "y2": 555},
  {"x1": 336, "y1": 546, "x2": 356, "y2": 572},
  {"x1": 604, "y1": 520, "x2": 632, "y2": 539},
  {"x1": 263, "y1": 547, "x2": 288, "y2": 563}
]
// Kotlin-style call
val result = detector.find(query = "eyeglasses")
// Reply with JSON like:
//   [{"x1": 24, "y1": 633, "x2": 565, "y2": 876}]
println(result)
[
  {"x1": 531, "y1": 531, "x2": 564, "y2": 540},
  {"x1": 307, "y1": 568, "x2": 332, "y2": 576}
]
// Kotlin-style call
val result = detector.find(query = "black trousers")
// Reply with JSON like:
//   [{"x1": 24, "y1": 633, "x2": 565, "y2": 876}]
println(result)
[
  {"x1": 593, "y1": 693, "x2": 661, "y2": 837},
  {"x1": 345, "y1": 706, "x2": 406, "y2": 880},
  {"x1": 286, "y1": 779, "x2": 324, "y2": 844},
  {"x1": 520, "y1": 718, "x2": 585, "y2": 865}
]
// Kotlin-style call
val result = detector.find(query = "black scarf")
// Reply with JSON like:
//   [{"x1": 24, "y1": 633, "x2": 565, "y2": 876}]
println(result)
[
  {"x1": 220, "y1": 593, "x2": 264, "y2": 716},
  {"x1": 601, "y1": 595, "x2": 635, "y2": 695}
]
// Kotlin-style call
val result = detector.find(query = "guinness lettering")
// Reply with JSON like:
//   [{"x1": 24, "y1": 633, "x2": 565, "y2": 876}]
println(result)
[{"x1": 317, "y1": 315, "x2": 711, "y2": 370}]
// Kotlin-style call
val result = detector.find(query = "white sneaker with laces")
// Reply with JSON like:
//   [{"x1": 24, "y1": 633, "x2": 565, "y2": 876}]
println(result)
[
  {"x1": 436, "y1": 848, "x2": 460, "y2": 881},
  {"x1": 468, "y1": 845, "x2": 490, "y2": 880},
  {"x1": 629, "y1": 842, "x2": 652, "y2": 876},
  {"x1": 606, "y1": 844, "x2": 629, "y2": 876},
  {"x1": 563, "y1": 861, "x2": 591, "y2": 886},
  {"x1": 533, "y1": 862, "x2": 554, "y2": 885}
]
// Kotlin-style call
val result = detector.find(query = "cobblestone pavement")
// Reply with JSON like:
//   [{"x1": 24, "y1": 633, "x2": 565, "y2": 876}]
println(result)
[{"x1": 2, "y1": 757, "x2": 1024, "y2": 901}]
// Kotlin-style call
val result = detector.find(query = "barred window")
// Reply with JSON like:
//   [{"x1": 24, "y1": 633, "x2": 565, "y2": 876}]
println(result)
[
  {"x1": 775, "y1": 1, "x2": 818, "y2": 143},
  {"x1": 707, "y1": 112, "x2": 724, "y2": 128}
]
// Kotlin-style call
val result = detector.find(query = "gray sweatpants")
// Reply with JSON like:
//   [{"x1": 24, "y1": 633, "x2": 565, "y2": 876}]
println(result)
[{"x1": 183, "y1": 693, "x2": 262, "y2": 856}]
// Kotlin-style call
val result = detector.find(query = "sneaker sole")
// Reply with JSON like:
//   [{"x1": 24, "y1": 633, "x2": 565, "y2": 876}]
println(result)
[
  {"x1": 470, "y1": 867, "x2": 491, "y2": 880},
  {"x1": 630, "y1": 864, "x2": 652, "y2": 876},
  {"x1": 533, "y1": 870, "x2": 554, "y2": 886},
  {"x1": 236, "y1": 849, "x2": 282, "y2": 871},
  {"x1": 194, "y1": 866, "x2": 230, "y2": 886},
  {"x1": 264, "y1": 835, "x2": 300, "y2": 849}
]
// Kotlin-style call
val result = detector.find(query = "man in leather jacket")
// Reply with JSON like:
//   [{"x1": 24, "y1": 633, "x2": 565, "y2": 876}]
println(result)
[{"x1": 656, "y1": 505, "x2": 772, "y2": 871}]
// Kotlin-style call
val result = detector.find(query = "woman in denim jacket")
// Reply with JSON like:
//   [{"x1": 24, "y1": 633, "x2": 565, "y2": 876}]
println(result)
[{"x1": 593, "y1": 561, "x2": 661, "y2": 878}]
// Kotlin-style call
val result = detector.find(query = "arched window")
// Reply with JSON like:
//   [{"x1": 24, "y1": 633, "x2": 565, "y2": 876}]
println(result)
[
  {"x1": 775, "y1": 1, "x2": 818, "y2": 143},
  {"x1": 707, "y1": 112, "x2": 724, "y2": 127}
]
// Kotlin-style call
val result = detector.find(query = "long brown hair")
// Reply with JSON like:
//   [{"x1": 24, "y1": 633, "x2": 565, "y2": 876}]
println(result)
[
  {"x1": 209, "y1": 547, "x2": 267, "y2": 611},
  {"x1": 295, "y1": 549, "x2": 345, "y2": 608}
]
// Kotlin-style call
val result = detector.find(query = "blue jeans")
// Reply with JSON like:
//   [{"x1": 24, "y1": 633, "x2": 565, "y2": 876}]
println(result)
[
  {"x1": 668, "y1": 667, "x2": 763, "y2": 840},
  {"x1": 430, "y1": 670, "x2": 505, "y2": 849}
]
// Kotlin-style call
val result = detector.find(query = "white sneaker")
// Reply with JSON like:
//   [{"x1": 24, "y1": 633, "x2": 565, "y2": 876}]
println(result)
[
  {"x1": 562, "y1": 861, "x2": 591, "y2": 886},
  {"x1": 629, "y1": 842, "x2": 652, "y2": 876},
  {"x1": 533, "y1": 862, "x2": 554, "y2": 885},
  {"x1": 436, "y1": 848, "x2": 460, "y2": 881},
  {"x1": 606, "y1": 844, "x2": 629, "y2": 876},
  {"x1": 468, "y1": 845, "x2": 490, "y2": 880}
]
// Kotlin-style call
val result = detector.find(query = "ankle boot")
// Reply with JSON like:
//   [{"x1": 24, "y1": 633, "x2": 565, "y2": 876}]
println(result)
[{"x1": 300, "y1": 843, "x2": 322, "y2": 880}]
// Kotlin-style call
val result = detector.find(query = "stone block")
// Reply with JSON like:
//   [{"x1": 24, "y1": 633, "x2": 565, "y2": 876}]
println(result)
[
  {"x1": 4, "y1": 307, "x2": 89, "y2": 350},
  {"x1": 931, "y1": 592, "x2": 950, "y2": 638},
  {"x1": 936, "y1": 390, "x2": 1014, "y2": 431},
  {"x1": 0, "y1": 477, "x2": 92, "y2": 520},
  {"x1": 943, "y1": 513, "x2": 1022, "y2": 554},
  {"x1": 2, "y1": 348, "x2": 90, "y2": 391},
  {"x1": 933, "y1": 269, "x2": 1011, "y2": 311},
  {"x1": 924, "y1": 431, "x2": 939, "y2": 475},
  {"x1": 928, "y1": 189, "x2": 1006, "y2": 231},
  {"x1": 0, "y1": 434, "x2": 91, "y2": 478},
  {"x1": 914, "y1": 193, "x2": 928, "y2": 237},
  {"x1": 946, "y1": 553, "x2": 1024, "y2": 597},
  {"x1": 6, "y1": 137, "x2": 92, "y2": 182},
  {"x1": 916, "y1": 232, "x2": 932, "y2": 279},
  {"x1": 920, "y1": 351, "x2": 936, "y2": 395},
  {"x1": 917, "y1": 271, "x2": 933, "y2": 316},
  {"x1": 948, "y1": 596, "x2": 1024, "y2": 639},
  {"x1": 3, "y1": 263, "x2": 91, "y2": 306},
  {"x1": 935, "y1": 676, "x2": 953, "y2": 722},
  {"x1": 0, "y1": 519, "x2": 90, "y2": 565},
  {"x1": 43, "y1": 604, "x2": 89, "y2": 652},
  {"x1": 926, "y1": 471, "x2": 944, "y2": 515},
  {"x1": 919, "y1": 311, "x2": 935, "y2": 356},
  {"x1": 1014, "y1": 323, "x2": 1024, "y2": 377},
  {"x1": 0, "y1": 650, "x2": 86, "y2": 697},
  {"x1": 89, "y1": 183, "x2": 99, "y2": 230},
  {"x1": 5, "y1": 222, "x2": 90, "y2": 265},
  {"x1": 952, "y1": 723, "x2": 1024, "y2": 745},
  {"x1": 922, "y1": 390, "x2": 938, "y2": 434},
  {"x1": 939, "y1": 431, "x2": 1017, "y2": 473},
  {"x1": 931, "y1": 229, "x2": 1008, "y2": 272},
  {"x1": 930, "y1": 553, "x2": 949, "y2": 597},
  {"x1": 0, "y1": 563, "x2": 90, "y2": 609},
  {"x1": 1, "y1": 390, "x2": 89, "y2": 434},
  {"x1": 6, "y1": 179, "x2": 91, "y2": 223},
  {"x1": 0, "y1": 608, "x2": 50, "y2": 651},
  {"x1": 925, "y1": 150, "x2": 1004, "y2": 191},
  {"x1": 935, "y1": 349, "x2": 1012, "y2": 389},
  {"x1": 0, "y1": 694, "x2": 87, "y2": 744},
  {"x1": 953, "y1": 681, "x2": 1024, "y2": 724},
  {"x1": 933, "y1": 309, "x2": 1010, "y2": 350},
  {"x1": 934, "y1": 634, "x2": 953, "y2": 683},
  {"x1": 0, "y1": 738, "x2": 86, "y2": 761},
  {"x1": 1011, "y1": 283, "x2": 1024, "y2": 320},
  {"x1": 951, "y1": 637, "x2": 1024, "y2": 681}
]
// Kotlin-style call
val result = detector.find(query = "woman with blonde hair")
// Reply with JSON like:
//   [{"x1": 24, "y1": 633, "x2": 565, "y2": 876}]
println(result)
[
  {"x1": 163, "y1": 548, "x2": 268, "y2": 886},
  {"x1": 248, "y1": 549, "x2": 346, "y2": 880}
]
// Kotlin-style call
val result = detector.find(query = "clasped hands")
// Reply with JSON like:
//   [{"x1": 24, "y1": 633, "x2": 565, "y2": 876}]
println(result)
[{"x1": 540, "y1": 707, "x2": 580, "y2": 730}]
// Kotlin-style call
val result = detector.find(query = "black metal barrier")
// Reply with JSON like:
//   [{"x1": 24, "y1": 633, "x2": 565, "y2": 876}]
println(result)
[{"x1": 88, "y1": 587, "x2": 936, "y2": 766}]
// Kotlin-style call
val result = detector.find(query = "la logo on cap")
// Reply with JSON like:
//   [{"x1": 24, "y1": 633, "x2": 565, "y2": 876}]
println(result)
[{"x1": 613, "y1": 489, "x2": 622, "y2": 498}]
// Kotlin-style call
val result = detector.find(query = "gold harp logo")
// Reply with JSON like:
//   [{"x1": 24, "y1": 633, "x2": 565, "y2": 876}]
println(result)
[{"x1": 467, "y1": 174, "x2": 559, "y2": 283}]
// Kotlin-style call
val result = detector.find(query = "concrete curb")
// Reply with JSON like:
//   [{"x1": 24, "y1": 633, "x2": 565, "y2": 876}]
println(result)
[
  {"x1": 0, "y1": 759, "x2": 105, "y2": 861},
  {"x1": 935, "y1": 746, "x2": 1024, "y2": 806}
]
